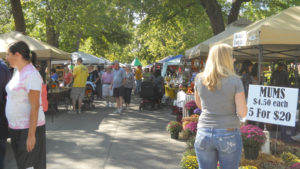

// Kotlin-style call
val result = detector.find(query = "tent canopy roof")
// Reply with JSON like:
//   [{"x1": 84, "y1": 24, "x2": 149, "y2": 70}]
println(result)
[
  {"x1": 161, "y1": 55, "x2": 183, "y2": 77},
  {"x1": 157, "y1": 55, "x2": 173, "y2": 63},
  {"x1": 185, "y1": 19, "x2": 252, "y2": 59},
  {"x1": 72, "y1": 52, "x2": 111, "y2": 64},
  {"x1": 131, "y1": 57, "x2": 142, "y2": 66},
  {"x1": 0, "y1": 31, "x2": 70, "y2": 60},
  {"x1": 165, "y1": 54, "x2": 183, "y2": 63},
  {"x1": 211, "y1": 6, "x2": 300, "y2": 60}
]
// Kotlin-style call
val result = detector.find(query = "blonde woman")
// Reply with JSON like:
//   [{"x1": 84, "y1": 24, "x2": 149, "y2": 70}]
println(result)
[{"x1": 194, "y1": 44, "x2": 247, "y2": 169}]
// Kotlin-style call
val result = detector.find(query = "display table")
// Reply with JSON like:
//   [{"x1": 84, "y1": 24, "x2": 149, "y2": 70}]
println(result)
[{"x1": 48, "y1": 87, "x2": 71, "y2": 121}]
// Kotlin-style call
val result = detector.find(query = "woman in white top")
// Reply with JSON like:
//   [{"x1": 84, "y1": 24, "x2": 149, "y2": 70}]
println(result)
[{"x1": 6, "y1": 41, "x2": 46, "y2": 169}]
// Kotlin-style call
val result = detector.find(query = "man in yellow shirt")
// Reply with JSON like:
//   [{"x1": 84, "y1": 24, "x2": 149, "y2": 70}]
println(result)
[
  {"x1": 70, "y1": 58, "x2": 89, "y2": 114},
  {"x1": 135, "y1": 65, "x2": 142, "y2": 94}
]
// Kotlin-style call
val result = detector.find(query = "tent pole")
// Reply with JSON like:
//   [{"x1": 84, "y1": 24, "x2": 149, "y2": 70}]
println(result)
[
  {"x1": 295, "y1": 51, "x2": 299, "y2": 87},
  {"x1": 258, "y1": 45, "x2": 263, "y2": 85}
]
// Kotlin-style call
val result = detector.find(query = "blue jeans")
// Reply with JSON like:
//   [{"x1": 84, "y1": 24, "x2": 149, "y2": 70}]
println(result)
[
  {"x1": 0, "y1": 139, "x2": 6, "y2": 169},
  {"x1": 135, "y1": 80, "x2": 141, "y2": 94},
  {"x1": 194, "y1": 128, "x2": 242, "y2": 169}
]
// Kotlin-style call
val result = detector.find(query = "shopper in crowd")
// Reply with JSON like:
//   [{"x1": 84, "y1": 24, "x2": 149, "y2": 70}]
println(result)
[
  {"x1": 194, "y1": 44, "x2": 247, "y2": 169},
  {"x1": 271, "y1": 62, "x2": 289, "y2": 87},
  {"x1": 96, "y1": 66, "x2": 104, "y2": 99},
  {"x1": 50, "y1": 68, "x2": 58, "y2": 81},
  {"x1": 102, "y1": 65, "x2": 114, "y2": 107},
  {"x1": 239, "y1": 60, "x2": 253, "y2": 98},
  {"x1": 0, "y1": 59, "x2": 11, "y2": 169},
  {"x1": 70, "y1": 58, "x2": 89, "y2": 114},
  {"x1": 250, "y1": 63, "x2": 259, "y2": 85},
  {"x1": 124, "y1": 64, "x2": 134, "y2": 109},
  {"x1": 87, "y1": 65, "x2": 100, "y2": 99},
  {"x1": 64, "y1": 66, "x2": 73, "y2": 87},
  {"x1": 135, "y1": 65, "x2": 142, "y2": 94},
  {"x1": 111, "y1": 61, "x2": 126, "y2": 114},
  {"x1": 143, "y1": 68, "x2": 154, "y2": 83},
  {"x1": 5, "y1": 41, "x2": 46, "y2": 169},
  {"x1": 134, "y1": 65, "x2": 143, "y2": 94},
  {"x1": 87, "y1": 65, "x2": 100, "y2": 84},
  {"x1": 153, "y1": 69, "x2": 164, "y2": 106}
]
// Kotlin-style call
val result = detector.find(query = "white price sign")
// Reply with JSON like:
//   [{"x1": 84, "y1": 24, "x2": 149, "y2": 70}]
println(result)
[
  {"x1": 233, "y1": 31, "x2": 247, "y2": 47},
  {"x1": 246, "y1": 85, "x2": 299, "y2": 127}
]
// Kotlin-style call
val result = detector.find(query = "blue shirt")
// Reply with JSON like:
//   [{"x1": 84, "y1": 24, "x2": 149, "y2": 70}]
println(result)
[
  {"x1": 113, "y1": 68, "x2": 126, "y2": 88},
  {"x1": 51, "y1": 73, "x2": 58, "y2": 81}
]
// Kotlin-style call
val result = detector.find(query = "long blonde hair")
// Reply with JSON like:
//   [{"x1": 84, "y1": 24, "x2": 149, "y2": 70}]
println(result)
[{"x1": 202, "y1": 44, "x2": 236, "y2": 91}]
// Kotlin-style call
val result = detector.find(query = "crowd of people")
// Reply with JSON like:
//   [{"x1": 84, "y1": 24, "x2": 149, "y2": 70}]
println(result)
[
  {"x1": 0, "y1": 40, "x2": 167, "y2": 169},
  {"x1": 64, "y1": 60, "x2": 164, "y2": 114}
]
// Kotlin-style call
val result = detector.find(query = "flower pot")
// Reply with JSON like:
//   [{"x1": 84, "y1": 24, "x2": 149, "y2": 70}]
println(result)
[
  {"x1": 171, "y1": 132, "x2": 179, "y2": 139},
  {"x1": 188, "y1": 109, "x2": 194, "y2": 116},
  {"x1": 244, "y1": 147, "x2": 260, "y2": 160}
]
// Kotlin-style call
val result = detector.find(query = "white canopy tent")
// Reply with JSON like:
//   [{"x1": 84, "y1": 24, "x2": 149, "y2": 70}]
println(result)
[
  {"x1": 210, "y1": 6, "x2": 300, "y2": 85},
  {"x1": 71, "y1": 52, "x2": 111, "y2": 65},
  {"x1": 0, "y1": 31, "x2": 70, "y2": 60},
  {"x1": 210, "y1": 6, "x2": 300, "y2": 61},
  {"x1": 185, "y1": 19, "x2": 252, "y2": 59}
]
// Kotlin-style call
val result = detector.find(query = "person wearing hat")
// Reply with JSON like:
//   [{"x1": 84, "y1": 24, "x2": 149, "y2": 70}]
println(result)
[
  {"x1": 70, "y1": 58, "x2": 89, "y2": 114},
  {"x1": 111, "y1": 61, "x2": 126, "y2": 114},
  {"x1": 124, "y1": 64, "x2": 134, "y2": 109}
]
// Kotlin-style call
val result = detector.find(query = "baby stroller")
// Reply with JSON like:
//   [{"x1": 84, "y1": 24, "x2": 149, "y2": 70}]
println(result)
[
  {"x1": 82, "y1": 81, "x2": 96, "y2": 110},
  {"x1": 139, "y1": 81, "x2": 156, "y2": 111}
]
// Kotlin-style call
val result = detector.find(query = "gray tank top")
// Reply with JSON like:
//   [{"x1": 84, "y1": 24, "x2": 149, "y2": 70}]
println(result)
[{"x1": 195, "y1": 74, "x2": 244, "y2": 129}]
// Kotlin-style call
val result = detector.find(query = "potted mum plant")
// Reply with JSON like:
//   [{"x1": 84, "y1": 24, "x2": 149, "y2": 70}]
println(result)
[
  {"x1": 166, "y1": 121, "x2": 183, "y2": 139},
  {"x1": 240, "y1": 124, "x2": 266, "y2": 160},
  {"x1": 184, "y1": 121, "x2": 198, "y2": 135},
  {"x1": 185, "y1": 100, "x2": 198, "y2": 116}
]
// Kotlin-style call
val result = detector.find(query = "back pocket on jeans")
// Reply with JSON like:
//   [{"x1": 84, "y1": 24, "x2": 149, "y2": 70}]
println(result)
[
  {"x1": 194, "y1": 135, "x2": 207, "y2": 151},
  {"x1": 216, "y1": 134, "x2": 237, "y2": 154}
]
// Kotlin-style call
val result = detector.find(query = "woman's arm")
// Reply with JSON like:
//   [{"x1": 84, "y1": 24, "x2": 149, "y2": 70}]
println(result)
[
  {"x1": 27, "y1": 90, "x2": 40, "y2": 152},
  {"x1": 194, "y1": 90, "x2": 202, "y2": 110},
  {"x1": 235, "y1": 92, "x2": 247, "y2": 118}
]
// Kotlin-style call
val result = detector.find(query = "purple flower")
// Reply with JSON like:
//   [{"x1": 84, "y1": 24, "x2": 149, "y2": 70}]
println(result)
[
  {"x1": 184, "y1": 122, "x2": 198, "y2": 133},
  {"x1": 193, "y1": 108, "x2": 201, "y2": 115},
  {"x1": 290, "y1": 162, "x2": 300, "y2": 169},
  {"x1": 185, "y1": 101, "x2": 197, "y2": 110}
]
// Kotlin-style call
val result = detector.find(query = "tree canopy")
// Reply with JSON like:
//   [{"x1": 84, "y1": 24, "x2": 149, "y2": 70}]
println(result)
[{"x1": 0, "y1": 0, "x2": 299, "y2": 64}]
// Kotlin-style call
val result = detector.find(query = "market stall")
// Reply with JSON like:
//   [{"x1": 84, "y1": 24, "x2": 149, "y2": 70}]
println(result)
[
  {"x1": 0, "y1": 31, "x2": 72, "y2": 119},
  {"x1": 210, "y1": 6, "x2": 300, "y2": 84},
  {"x1": 161, "y1": 54, "x2": 183, "y2": 77},
  {"x1": 176, "y1": 19, "x2": 253, "y2": 119},
  {"x1": 209, "y1": 7, "x2": 300, "y2": 143}
]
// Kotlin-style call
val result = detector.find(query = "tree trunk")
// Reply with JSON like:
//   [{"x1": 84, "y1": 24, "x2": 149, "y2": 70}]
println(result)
[
  {"x1": 199, "y1": 0, "x2": 225, "y2": 35},
  {"x1": 228, "y1": 0, "x2": 250, "y2": 25},
  {"x1": 46, "y1": 17, "x2": 59, "y2": 47},
  {"x1": 199, "y1": 0, "x2": 249, "y2": 35},
  {"x1": 74, "y1": 32, "x2": 82, "y2": 51},
  {"x1": 10, "y1": 0, "x2": 26, "y2": 34}
]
